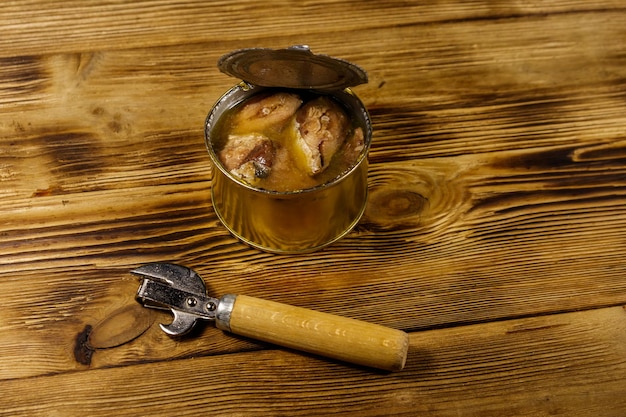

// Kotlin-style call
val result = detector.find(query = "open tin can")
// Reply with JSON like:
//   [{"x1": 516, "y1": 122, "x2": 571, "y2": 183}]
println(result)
[{"x1": 205, "y1": 46, "x2": 372, "y2": 253}]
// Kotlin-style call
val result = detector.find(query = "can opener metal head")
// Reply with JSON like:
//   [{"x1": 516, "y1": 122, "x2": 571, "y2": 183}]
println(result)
[
  {"x1": 133, "y1": 262, "x2": 227, "y2": 336},
  {"x1": 133, "y1": 262, "x2": 409, "y2": 371}
]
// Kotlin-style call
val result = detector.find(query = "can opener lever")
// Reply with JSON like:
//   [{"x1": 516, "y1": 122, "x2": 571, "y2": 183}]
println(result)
[{"x1": 133, "y1": 262, "x2": 409, "y2": 371}]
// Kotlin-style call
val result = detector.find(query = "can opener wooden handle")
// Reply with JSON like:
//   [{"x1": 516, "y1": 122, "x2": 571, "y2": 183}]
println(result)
[{"x1": 133, "y1": 263, "x2": 409, "y2": 371}]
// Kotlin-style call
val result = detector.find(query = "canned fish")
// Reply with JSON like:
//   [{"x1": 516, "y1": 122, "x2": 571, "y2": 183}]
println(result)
[{"x1": 205, "y1": 46, "x2": 372, "y2": 253}]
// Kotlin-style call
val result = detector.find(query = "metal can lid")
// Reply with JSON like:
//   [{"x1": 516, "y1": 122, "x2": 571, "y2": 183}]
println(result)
[{"x1": 217, "y1": 45, "x2": 368, "y2": 90}]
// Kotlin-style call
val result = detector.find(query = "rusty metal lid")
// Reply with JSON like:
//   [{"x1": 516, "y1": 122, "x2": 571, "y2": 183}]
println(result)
[{"x1": 217, "y1": 45, "x2": 368, "y2": 90}]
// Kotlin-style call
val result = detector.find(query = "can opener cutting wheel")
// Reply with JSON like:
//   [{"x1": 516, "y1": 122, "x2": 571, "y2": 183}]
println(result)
[{"x1": 133, "y1": 262, "x2": 409, "y2": 371}]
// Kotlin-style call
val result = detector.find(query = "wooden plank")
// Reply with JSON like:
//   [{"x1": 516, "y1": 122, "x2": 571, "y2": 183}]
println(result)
[
  {"x1": 1, "y1": 9, "x2": 626, "y2": 417},
  {"x1": 3, "y1": 13, "x2": 626, "y2": 147},
  {"x1": 2, "y1": 10, "x2": 626, "y2": 381},
  {"x1": 2, "y1": 306, "x2": 625, "y2": 416},
  {"x1": 0, "y1": 147, "x2": 624, "y2": 380},
  {"x1": 1, "y1": 187, "x2": 625, "y2": 380},
  {"x1": 2, "y1": 16, "x2": 625, "y2": 195},
  {"x1": 1, "y1": 1, "x2": 624, "y2": 58}
]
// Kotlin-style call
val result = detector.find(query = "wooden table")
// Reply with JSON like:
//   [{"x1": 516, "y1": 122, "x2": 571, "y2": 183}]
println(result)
[{"x1": 2, "y1": 1, "x2": 625, "y2": 416}]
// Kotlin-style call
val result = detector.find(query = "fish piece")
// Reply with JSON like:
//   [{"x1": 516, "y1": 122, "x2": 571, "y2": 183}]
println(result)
[
  {"x1": 218, "y1": 133, "x2": 275, "y2": 184},
  {"x1": 231, "y1": 92, "x2": 302, "y2": 133},
  {"x1": 342, "y1": 127, "x2": 365, "y2": 167},
  {"x1": 291, "y1": 97, "x2": 349, "y2": 175}
]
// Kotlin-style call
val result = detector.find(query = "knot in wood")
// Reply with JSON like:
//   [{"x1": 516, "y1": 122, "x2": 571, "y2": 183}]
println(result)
[{"x1": 368, "y1": 189, "x2": 427, "y2": 221}]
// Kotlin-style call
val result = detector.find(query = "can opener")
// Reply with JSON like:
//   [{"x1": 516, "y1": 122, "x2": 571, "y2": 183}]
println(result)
[{"x1": 133, "y1": 262, "x2": 408, "y2": 371}]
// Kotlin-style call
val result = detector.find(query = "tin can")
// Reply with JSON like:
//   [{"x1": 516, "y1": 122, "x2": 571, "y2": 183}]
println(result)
[{"x1": 205, "y1": 46, "x2": 372, "y2": 253}]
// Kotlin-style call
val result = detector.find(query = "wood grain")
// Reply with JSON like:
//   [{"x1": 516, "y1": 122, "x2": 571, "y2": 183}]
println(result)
[
  {"x1": 2, "y1": 1, "x2": 624, "y2": 58},
  {"x1": 1, "y1": 0, "x2": 626, "y2": 415},
  {"x1": 1, "y1": 307, "x2": 625, "y2": 416}
]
